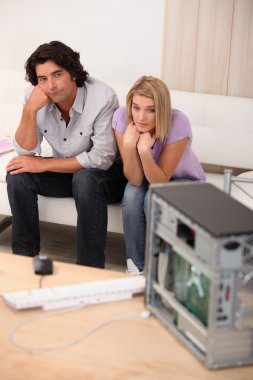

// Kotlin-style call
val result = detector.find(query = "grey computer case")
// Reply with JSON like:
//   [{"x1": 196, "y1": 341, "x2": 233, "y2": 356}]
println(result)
[{"x1": 145, "y1": 183, "x2": 253, "y2": 369}]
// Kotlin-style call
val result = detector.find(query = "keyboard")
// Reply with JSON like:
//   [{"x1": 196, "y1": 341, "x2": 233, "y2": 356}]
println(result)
[{"x1": 2, "y1": 276, "x2": 145, "y2": 311}]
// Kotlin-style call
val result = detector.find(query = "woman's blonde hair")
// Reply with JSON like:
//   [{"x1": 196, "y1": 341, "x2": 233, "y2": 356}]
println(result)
[{"x1": 126, "y1": 76, "x2": 171, "y2": 140}]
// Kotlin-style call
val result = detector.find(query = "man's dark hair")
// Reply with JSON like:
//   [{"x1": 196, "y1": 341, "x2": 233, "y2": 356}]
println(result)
[{"x1": 25, "y1": 41, "x2": 89, "y2": 87}]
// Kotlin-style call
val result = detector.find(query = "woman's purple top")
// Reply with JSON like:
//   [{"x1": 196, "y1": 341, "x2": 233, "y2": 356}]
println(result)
[{"x1": 112, "y1": 106, "x2": 206, "y2": 181}]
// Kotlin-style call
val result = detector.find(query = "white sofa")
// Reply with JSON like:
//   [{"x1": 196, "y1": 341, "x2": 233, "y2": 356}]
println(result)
[{"x1": 0, "y1": 70, "x2": 253, "y2": 236}]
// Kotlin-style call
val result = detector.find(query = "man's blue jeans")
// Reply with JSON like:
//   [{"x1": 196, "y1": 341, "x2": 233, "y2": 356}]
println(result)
[{"x1": 6, "y1": 162, "x2": 126, "y2": 268}]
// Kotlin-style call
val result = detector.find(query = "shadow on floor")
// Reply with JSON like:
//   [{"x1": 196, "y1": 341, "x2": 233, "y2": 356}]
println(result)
[{"x1": 0, "y1": 221, "x2": 126, "y2": 272}]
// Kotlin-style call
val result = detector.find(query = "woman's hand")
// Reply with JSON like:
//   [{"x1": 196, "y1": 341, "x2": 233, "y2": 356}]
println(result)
[
  {"x1": 123, "y1": 122, "x2": 140, "y2": 149},
  {"x1": 137, "y1": 132, "x2": 156, "y2": 155}
]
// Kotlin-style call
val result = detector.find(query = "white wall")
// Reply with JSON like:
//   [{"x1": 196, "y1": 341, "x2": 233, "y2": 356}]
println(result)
[{"x1": 0, "y1": 0, "x2": 164, "y2": 101}]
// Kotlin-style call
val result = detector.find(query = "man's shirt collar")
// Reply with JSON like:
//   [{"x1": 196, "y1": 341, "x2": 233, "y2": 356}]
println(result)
[{"x1": 47, "y1": 86, "x2": 85, "y2": 114}]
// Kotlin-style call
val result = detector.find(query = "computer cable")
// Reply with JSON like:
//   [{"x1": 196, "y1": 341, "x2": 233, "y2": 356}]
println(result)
[{"x1": 9, "y1": 307, "x2": 150, "y2": 352}]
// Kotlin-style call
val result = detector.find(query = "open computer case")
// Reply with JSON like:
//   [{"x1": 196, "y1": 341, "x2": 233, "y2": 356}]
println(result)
[{"x1": 145, "y1": 183, "x2": 253, "y2": 369}]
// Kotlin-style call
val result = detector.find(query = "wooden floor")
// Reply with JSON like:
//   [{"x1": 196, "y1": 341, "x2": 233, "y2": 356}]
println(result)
[{"x1": 0, "y1": 217, "x2": 126, "y2": 272}]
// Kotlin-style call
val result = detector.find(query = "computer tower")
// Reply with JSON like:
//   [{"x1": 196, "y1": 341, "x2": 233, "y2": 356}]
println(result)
[{"x1": 145, "y1": 182, "x2": 253, "y2": 369}]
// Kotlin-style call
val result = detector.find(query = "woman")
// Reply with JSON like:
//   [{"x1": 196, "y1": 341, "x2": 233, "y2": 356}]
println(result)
[{"x1": 112, "y1": 76, "x2": 205, "y2": 274}]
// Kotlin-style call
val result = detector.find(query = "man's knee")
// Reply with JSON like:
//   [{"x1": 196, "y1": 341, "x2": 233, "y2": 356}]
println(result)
[
  {"x1": 72, "y1": 169, "x2": 105, "y2": 198},
  {"x1": 6, "y1": 172, "x2": 32, "y2": 191}
]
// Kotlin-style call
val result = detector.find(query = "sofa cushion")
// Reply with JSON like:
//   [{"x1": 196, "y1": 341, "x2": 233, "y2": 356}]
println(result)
[
  {"x1": 170, "y1": 90, "x2": 253, "y2": 170},
  {"x1": 192, "y1": 126, "x2": 253, "y2": 168},
  {"x1": 0, "y1": 151, "x2": 17, "y2": 182},
  {"x1": 0, "y1": 70, "x2": 25, "y2": 137}
]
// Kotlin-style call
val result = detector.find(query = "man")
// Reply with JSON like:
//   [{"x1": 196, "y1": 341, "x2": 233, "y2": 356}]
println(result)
[{"x1": 6, "y1": 41, "x2": 126, "y2": 268}]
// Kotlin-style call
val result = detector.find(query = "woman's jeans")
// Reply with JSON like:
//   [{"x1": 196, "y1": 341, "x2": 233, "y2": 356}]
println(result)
[
  {"x1": 122, "y1": 179, "x2": 194, "y2": 271},
  {"x1": 122, "y1": 181, "x2": 149, "y2": 271},
  {"x1": 6, "y1": 161, "x2": 126, "y2": 268}
]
